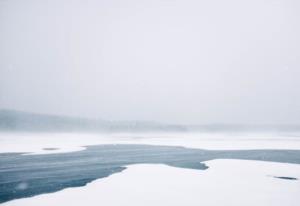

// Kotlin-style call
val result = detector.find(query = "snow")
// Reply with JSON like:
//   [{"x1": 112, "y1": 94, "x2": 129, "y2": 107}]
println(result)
[
  {"x1": 1, "y1": 132, "x2": 300, "y2": 154},
  {"x1": 3, "y1": 159, "x2": 300, "y2": 206},
  {"x1": 1, "y1": 132, "x2": 299, "y2": 205}
]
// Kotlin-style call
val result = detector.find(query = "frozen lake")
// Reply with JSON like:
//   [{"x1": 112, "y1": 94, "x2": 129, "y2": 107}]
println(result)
[
  {"x1": 0, "y1": 132, "x2": 300, "y2": 205},
  {"x1": 1, "y1": 132, "x2": 300, "y2": 154},
  {"x1": 3, "y1": 160, "x2": 300, "y2": 206}
]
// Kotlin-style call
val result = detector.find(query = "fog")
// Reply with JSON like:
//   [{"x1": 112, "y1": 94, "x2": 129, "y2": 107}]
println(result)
[{"x1": 0, "y1": 0, "x2": 299, "y2": 124}]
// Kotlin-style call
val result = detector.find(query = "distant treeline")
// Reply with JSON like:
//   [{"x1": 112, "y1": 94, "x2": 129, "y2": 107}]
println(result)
[
  {"x1": 0, "y1": 110, "x2": 186, "y2": 133},
  {"x1": 0, "y1": 109, "x2": 299, "y2": 133}
]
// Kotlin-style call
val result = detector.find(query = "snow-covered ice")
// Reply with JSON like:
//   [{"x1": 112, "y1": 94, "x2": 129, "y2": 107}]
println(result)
[
  {"x1": 1, "y1": 132, "x2": 300, "y2": 205},
  {"x1": 1, "y1": 132, "x2": 300, "y2": 154},
  {"x1": 2, "y1": 159, "x2": 300, "y2": 206}
]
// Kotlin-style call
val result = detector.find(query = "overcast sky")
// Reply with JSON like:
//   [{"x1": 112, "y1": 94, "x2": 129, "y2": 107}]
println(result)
[{"x1": 0, "y1": 0, "x2": 299, "y2": 124}]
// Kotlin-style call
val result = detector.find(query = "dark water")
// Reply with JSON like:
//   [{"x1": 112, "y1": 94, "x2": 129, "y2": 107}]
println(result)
[
  {"x1": 273, "y1": 176, "x2": 298, "y2": 180},
  {"x1": 1, "y1": 144, "x2": 300, "y2": 203}
]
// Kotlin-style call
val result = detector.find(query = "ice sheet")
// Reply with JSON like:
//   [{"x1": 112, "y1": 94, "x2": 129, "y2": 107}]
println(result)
[
  {"x1": 1, "y1": 132, "x2": 300, "y2": 154},
  {"x1": 3, "y1": 159, "x2": 300, "y2": 206}
]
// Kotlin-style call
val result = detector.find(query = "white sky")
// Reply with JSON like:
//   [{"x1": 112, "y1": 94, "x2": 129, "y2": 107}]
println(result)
[{"x1": 0, "y1": 0, "x2": 299, "y2": 124}]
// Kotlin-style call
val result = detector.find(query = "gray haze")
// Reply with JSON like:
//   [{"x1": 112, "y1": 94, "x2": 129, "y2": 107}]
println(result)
[{"x1": 0, "y1": 0, "x2": 300, "y2": 124}]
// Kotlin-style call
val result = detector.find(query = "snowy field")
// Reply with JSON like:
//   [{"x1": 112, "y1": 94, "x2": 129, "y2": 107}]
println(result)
[
  {"x1": 2, "y1": 159, "x2": 300, "y2": 206},
  {"x1": 1, "y1": 132, "x2": 300, "y2": 206},
  {"x1": 1, "y1": 132, "x2": 300, "y2": 154}
]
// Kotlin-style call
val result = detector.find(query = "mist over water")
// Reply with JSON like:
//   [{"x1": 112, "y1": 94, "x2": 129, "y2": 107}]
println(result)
[{"x1": 1, "y1": 2, "x2": 300, "y2": 206}]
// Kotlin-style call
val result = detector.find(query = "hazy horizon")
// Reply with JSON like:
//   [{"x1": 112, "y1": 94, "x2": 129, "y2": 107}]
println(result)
[{"x1": 1, "y1": 0, "x2": 300, "y2": 125}]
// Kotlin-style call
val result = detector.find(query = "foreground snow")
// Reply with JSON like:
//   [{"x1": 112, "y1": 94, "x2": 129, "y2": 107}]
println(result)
[
  {"x1": 3, "y1": 159, "x2": 300, "y2": 206},
  {"x1": 1, "y1": 132, "x2": 300, "y2": 154}
]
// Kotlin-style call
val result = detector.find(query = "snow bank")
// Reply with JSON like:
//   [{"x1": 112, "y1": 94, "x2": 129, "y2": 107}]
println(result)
[{"x1": 3, "y1": 159, "x2": 300, "y2": 206}]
